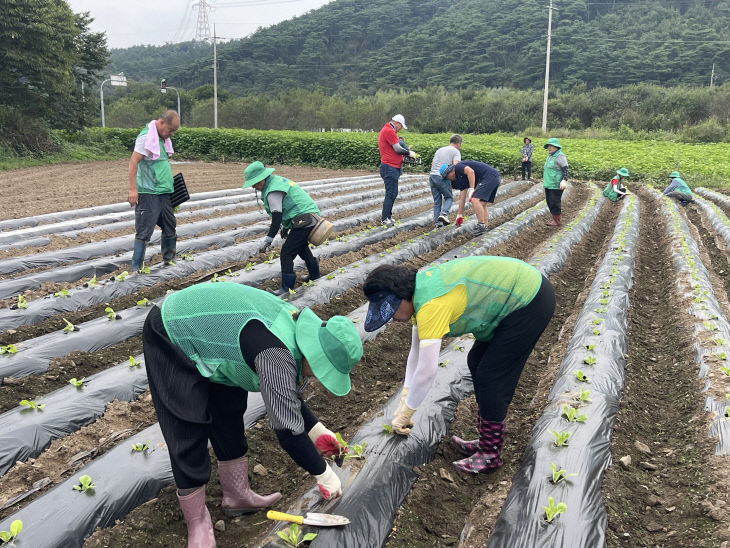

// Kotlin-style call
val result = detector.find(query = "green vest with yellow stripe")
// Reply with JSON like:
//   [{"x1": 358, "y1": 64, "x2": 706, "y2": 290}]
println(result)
[
  {"x1": 413, "y1": 256, "x2": 542, "y2": 342},
  {"x1": 161, "y1": 283, "x2": 302, "y2": 391}
]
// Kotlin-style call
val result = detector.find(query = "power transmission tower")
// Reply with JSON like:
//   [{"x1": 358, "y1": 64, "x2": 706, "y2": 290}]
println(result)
[{"x1": 193, "y1": 0, "x2": 213, "y2": 41}]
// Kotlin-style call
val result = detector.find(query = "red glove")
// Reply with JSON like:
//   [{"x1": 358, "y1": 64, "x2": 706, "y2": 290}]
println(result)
[
  {"x1": 308, "y1": 422, "x2": 346, "y2": 457},
  {"x1": 467, "y1": 188, "x2": 474, "y2": 202},
  {"x1": 455, "y1": 215, "x2": 464, "y2": 227}
]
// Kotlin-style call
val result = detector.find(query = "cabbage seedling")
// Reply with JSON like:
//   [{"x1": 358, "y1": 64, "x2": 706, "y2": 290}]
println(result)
[
  {"x1": 0, "y1": 344, "x2": 18, "y2": 355},
  {"x1": 382, "y1": 424, "x2": 394, "y2": 434},
  {"x1": 19, "y1": 399, "x2": 44, "y2": 411},
  {"x1": 339, "y1": 267, "x2": 345, "y2": 273},
  {"x1": 86, "y1": 275, "x2": 97, "y2": 288},
  {"x1": 131, "y1": 441, "x2": 149, "y2": 452},
  {"x1": 116, "y1": 271, "x2": 129, "y2": 281},
  {"x1": 288, "y1": 288, "x2": 295, "y2": 296},
  {"x1": 720, "y1": 366, "x2": 730, "y2": 376},
  {"x1": 345, "y1": 442, "x2": 366, "y2": 460},
  {"x1": 264, "y1": 253, "x2": 276, "y2": 264},
  {"x1": 180, "y1": 252, "x2": 194, "y2": 260},
  {"x1": 592, "y1": 328, "x2": 601, "y2": 336},
  {"x1": 599, "y1": 298, "x2": 609, "y2": 305},
  {"x1": 438, "y1": 359, "x2": 449, "y2": 368},
  {"x1": 0, "y1": 519, "x2": 22, "y2": 544},
  {"x1": 72, "y1": 474, "x2": 95, "y2": 492},
  {"x1": 277, "y1": 523, "x2": 316, "y2": 547},
  {"x1": 137, "y1": 298, "x2": 151, "y2": 307},
  {"x1": 16, "y1": 294, "x2": 27, "y2": 309},
  {"x1": 562, "y1": 405, "x2": 587, "y2": 423},
  {"x1": 54, "y1": 288, "x2": 71, "y2": 297},
  {"x1": 138, "y1": 263, "x2": 151, "y2": 274},
  {"x1": 584, "y1": 344, "x2": 594, "y2": 351},
  {"x1": 576, "y1": 386, "x2": 592, "y2": 402},
  {"x1": 703, "y1": 322, "x2": 718, "y2": 331},
  {"x1": 591, "y1": 318, "x2": 604, "y2": 325},
  {"x1": 542, "y1": 496, "x2": 567, "y2": 523},
  {"x1": 584, "y1": 356, "x2": 597, "y2": 365},
  {"x1": 549, "y1": 463, "x2": 577, "y2": 484},
  {"x1": 709, "y1": 337, "x2": 728, "y2": 346},
  {"x1": 62, "y1": 318, "x2": 76, "y2": 333},
  {"x1": 244, "y1": 262, "x2": 254, "y2": 271},
  {"x1": 105, "y1": 307, "x2": 120, "y2": 320},
  {"x1": 211, "y1": 273, "x2": 225, "y2": 283},
  {"x1": 548, "y1": 430, "x2": 570, "y2": 447},
  {"x1": 573, "y1": 370, "x2": 589, "y2": 382},
  {"x1": 128, "y1": 356, "x2": 141, "y2": 368},
  {"x1": 224, "y1": 268, "x2": 239, "y2": 277},
  {"x1": 69, "y1": 377, "x2": 85, "y2": 388}
]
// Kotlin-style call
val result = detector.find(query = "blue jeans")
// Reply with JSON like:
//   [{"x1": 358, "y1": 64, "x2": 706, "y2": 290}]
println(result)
[
  {"x1": 380, "y1": 163, "x2": 402, "y2": 221},
  {"x1": 429, "y1": 174, "x2": 453, "y2": 222}
]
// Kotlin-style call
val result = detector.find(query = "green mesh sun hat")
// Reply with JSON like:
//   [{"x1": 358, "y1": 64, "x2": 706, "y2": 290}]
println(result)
[
  {"x1": 242, "y1": 161, "x2": 275, "y2": 189},
  {"x1": 668, "y1": 171, "x2": 681, "y2": 178},
  {"x1": 295, "y1": 307, "x2": 363, "y2": 396},
  {"x1": 543, "y1": 137, "x2": 562, "y2": 149},
  {"x1": 616, "y1": 168, "x2": 629, "y2": 177}
]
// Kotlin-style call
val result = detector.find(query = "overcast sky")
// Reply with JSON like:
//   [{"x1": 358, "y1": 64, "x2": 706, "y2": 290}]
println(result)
[{"x1": 66, "y1": 0, "x2": 332, "y2": 49}]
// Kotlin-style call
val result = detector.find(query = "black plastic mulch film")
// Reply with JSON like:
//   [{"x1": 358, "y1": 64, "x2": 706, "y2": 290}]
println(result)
[
  {"x1": 489, "y1": 195, "x2": 639, "y2": 547},
  {"x1": 656, "y1": 190, "x2": 729, "y2": 456},
  {"x1": 0, "y1": 182, "x2": 536, "y2": 547},
  {"x1": 0, "y1": 177, "x2": 423, "y2": 277}
]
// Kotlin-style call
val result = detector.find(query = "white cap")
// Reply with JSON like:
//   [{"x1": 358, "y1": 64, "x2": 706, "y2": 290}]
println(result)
[{"x1": 391, "y1": 114, "x2": 407, "y2": 129}]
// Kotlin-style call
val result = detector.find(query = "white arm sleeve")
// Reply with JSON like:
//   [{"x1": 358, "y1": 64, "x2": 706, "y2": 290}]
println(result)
[
  {"x1": 404, "y1": 339, "x2": 442, "y2": 409},
  {"x1": 403, "y1": 325, "x2": 420, "y2": 388}
]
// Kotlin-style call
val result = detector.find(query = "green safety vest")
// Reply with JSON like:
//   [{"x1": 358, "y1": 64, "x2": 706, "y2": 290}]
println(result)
[
  {"x1": 543, "y1": 151, "x2": 565, "y2": 190},
  {"x1": 413, "y1": 256, "x2": 542, "y2": 342},
  {"x1": 602, "y1": 178, "x2": 621, "y2": 202},
  {"x1": 161, "y1": 283, "x2": 303, "y2": 391},
  {"x1": 671, "y1": 177, "x2": 692, "y2": 196},
  {"x1": 261, "y1": 175, "x2": 320, "y2": 230},
  {"x1": 135, "y1": 126, "x2": 174, "y2": 194}
]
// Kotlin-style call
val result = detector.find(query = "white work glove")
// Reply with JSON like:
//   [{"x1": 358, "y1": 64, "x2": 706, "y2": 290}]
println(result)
[
  {"x1": 308, "y1": 422, "x2": 345, "y2": 458},
  {"x1": 392, "y1": 404, "x2": 416, "y2": 435},
  {"x1": 559, "y1": 180, "x2": 567, "y2": 190},
  {"x1": 467, "y1": 188, "x2": 475, "y2": 202},
  {"x1": 408, "y1": 150, "x2": 416, "y2": 158},
  {"x1": 314, "y1": 463, "x2": 342, "y2": 500}
]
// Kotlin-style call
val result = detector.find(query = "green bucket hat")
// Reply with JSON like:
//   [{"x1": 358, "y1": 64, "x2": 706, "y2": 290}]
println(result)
[
  {"x1": 616, "y1": 168, "x2": 629, "y2": 177},
  {"x1": 295, "y1": 307, "x2": 363, "y2": 396},
  {"x1": 668, "y1": 171, "x2": 681, "y2": 178},
  {"x1": 242, "y1": 161, "x2": 275, "y2": 189},
  {"x1": 544, "y1": 137, "x2": 562, "y2": 149}
]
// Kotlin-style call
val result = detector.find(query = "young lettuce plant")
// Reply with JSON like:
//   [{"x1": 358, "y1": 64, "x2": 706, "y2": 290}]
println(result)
[
  {"x1": 562, "y1": 404, "x2": 587, "y2": 423},
  {"x1": 0, "y1": 344, "x2": 18, "y2": 355},
  {"x1": 277, "y1": 523, "x2": 316, "y2": 547},
  {"x1": 575, "y1": 386, "x2": 592, "y2": 403},
  {"x1": 583, "y1": 355, "x2": 597, "y2": 366},
  {"x1": 548, "y1": 430, "x2": 570, "y2": 447},
  {"x1": 72, "y1": 474, "x2": 96, "y2": 492},
  {"x1": 549, "y1": 463, "x2": 577, "y2": 484},
  {"x1": 542, "y1": 497, "x2": 567, "y2": 524},
  {"x1": 138, "y1": 263, "x2": 151, "y2": 274},
  {"x1": 0, "y1": 520, "x2": 22, "y2": 544},
  {"x1": 129, "y1": 356, "x2": 142, "y2": 368},
  {"x1": 68, "y1": 377, "x2": 85, "y2": 388},
  {"x1": 54, "y1": 288, "x2": 71, "y2": 298},
  {"x1": 573, "y1": 370, "x2": 590, "y2": 382},
  {"x1": 116, "y1": 271, "x2": 129, "y2": 281},
  {"x1": 720, "y1": 365, "x2": 730, "y2": 377},
  {"x1": 131, "y1": 441, "x2": 149, "y2": 452},
  {"x1": 382, "y1": 424, "x2": 394, "y2": 435},
  {"x1": 19, "y1": 399, "x2": 45, "y2": 411},
  {"x1": 16, "y1": 294, "x2": 28, "y2": 309},
  {"x1": 62, "y1": 318, "x2": 77, "y2": 333},
  {"x1": 105, "y1": 307, "x2": 121, "y2": 320},
  {"x1": 85, "y1": 274, "x2": 97, "y2": 288},
  {"x1": 137, "y1": 298, "x2": 151, "y2": 307}
]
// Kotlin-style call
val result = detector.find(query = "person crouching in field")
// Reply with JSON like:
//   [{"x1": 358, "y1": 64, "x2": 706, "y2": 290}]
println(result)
[
  {"x1": 603, "y1": 168, "x2": 630, "y2": 202},
  {"x1": 428, "y1": 134, "x2": 462, "y2": 227},
  {"x1": 127, "y1": 110, "x2": 180, "y2": 271},
  {"x1": 143, "y1": 282, "x2": 363, "y2": 547},
  {"x1": 362, "y1": 257, "x2": 555, "y2": 474},
  {"x1": 662, "y1": 171, "x2": 693, "y2": 206},
  {"x1": 243, "y1": 162, "x2": 322, "y2": 295},
  {"x1": 440, "y1": 160, "x2": 502, "y2": 235}
]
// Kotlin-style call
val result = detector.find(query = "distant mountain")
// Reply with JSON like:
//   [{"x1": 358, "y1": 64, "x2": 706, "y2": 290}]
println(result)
[{"x1": 108, "y1": 0, "x2": 730, "y2": 95}]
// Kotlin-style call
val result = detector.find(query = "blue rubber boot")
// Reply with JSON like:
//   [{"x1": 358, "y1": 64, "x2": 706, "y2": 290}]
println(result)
[
  {"x1": 131, "y1": 239, "x2": 147, "y2": 272},
  {"x1": 161, "y1": 236, "x2": 177, "y2": 265},
  {"x1": 270, "y1": 273, "x2": 297, "y2": 296}
]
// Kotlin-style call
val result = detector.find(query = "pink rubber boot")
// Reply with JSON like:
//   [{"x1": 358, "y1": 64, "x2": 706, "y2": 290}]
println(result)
[
  {"x1": 452, "y1": 419, "x2": 505, "y2": 474},
  {"x1": 177, "y1": 486, "x2": 216, "y2": 548},
  {"x1": 217, "y1": 456, "x2": 282, "y2": 517},
  {"x1": 450, "y1": 414, "x2": 483, "y2": 456}
]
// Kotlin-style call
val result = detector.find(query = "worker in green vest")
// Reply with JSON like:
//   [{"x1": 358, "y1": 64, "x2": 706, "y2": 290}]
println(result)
[
  {"x1": 662, "y1": 171, "x2": 693, "y2": 206},
  {"x1": 362, "y1": 256, "x2": 555, "y2": 474},
  {"x1": 542, "y1": 137, "x2": 569, "y2": 226},
  {"x1": 243, "y1": 162, "x2": 322, "y2": 295},
  {"x1": 143, "y1": 282, "x2": 363, "y2": 547},
  {"x1": 127, "y1": 110, "x2": 180, "y2": 271},
  {"x1": 603, "y1": 168, "x2": 631, "y2": 202}
]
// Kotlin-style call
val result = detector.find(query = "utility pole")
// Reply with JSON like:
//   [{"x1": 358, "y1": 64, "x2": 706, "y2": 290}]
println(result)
[
  {"x1": 710, "y1": 63, "x2": 715, "y2": 89},
  {"x1": 213, "y1": 23, "x2": 218, "y2": 128},
  {"x1": 541, "y1": 0, "x2": 556, "y2": 133}
]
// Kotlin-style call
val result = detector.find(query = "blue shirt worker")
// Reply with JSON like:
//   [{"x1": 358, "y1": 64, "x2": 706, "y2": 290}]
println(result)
[
  {"x1": 127, "y1": 110, "x2": 180, "y2": 272},
  {"x1": 243, "y1": 161, "x2": 322, "y2": 295},
  {"x1": 662, "y1": 171, "x2": 693, "y2": 206},
  {"x1": 143, "y1": 283, "x2": 363, "y2": 547},
  {"x1": 428, "y1": 134, "x2": 462, "y2": 227},
  {"x1": 440, "y1": 160, "x2": 502, "y2": 235},
  {"x1": 362, "y1": 257, "x2": 555, "y2": 475}
]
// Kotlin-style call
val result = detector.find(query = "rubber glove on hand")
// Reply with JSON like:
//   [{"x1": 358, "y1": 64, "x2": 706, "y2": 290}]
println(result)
[
  {"x1": 308, "y1": 422, "x2": 345, "y2": 458},
  {"x1": 314, "y1": 463, "x2": 342, "y2": 500},
  {"x1": 408, "y1": 150, "x2": 416, "y2": 158},
  {"x1": 559, "y1": 180, "x2": 567, "y2": 190},
  {"x1": 261, "y1": 235, "x2": 274, "y2": 250},
  {"x1": 467, "y1": 188, "x2": 475, "y2": 202},
  {"x1": 392, "y1": 404, "x2": 416, "y2": 435},
  {"x1": 455, "y1": 215, "x2": 464, "y2": 227}
]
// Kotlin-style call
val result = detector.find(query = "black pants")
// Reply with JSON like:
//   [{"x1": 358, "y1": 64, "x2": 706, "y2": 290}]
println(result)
[
  {"x1": 280, "y1": 225, "x2": 317, "y2": 275},
  {"x1": 467, "y1": 275, "x2": 555, "y2": 422},
  {"x1": 135, "y1": 193, "x2": 176, "y2": 241},
  {"x1": 144, "y1": 306, "x2": 248, "y2": 489},
  {"x1": 545, "y1": 188, "x2": 564, "y2": 215},
  {"x1": 521, "y1": 161, "x2": 532, "y2": 180}
]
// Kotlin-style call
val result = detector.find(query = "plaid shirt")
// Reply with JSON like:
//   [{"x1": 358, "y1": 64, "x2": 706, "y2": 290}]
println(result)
[{"x1": 521, "y1": 144, "x2": 534, "y2": 161}]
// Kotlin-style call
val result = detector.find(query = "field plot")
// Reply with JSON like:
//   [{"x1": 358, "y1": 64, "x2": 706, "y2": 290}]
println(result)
[{"x1": 0, "y1": 161, "x2": 728, "y2": 548}]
